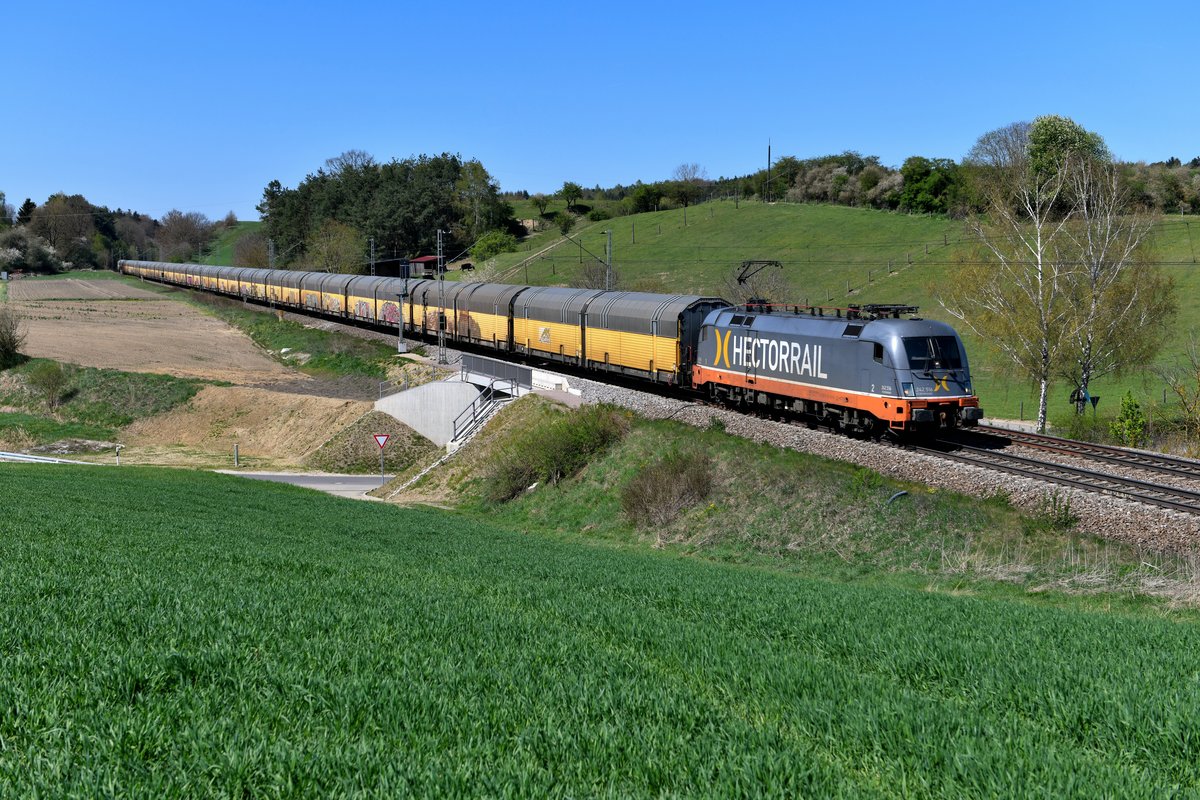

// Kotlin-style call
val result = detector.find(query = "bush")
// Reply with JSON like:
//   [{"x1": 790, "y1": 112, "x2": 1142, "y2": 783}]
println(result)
[
  {"x1": 470, "y1": 230, "x2": 518, "y2": 262},
  {"x1": 553, "y1": 212, "x2": 574, "y2": 236},
  {"x1": 586, "y1": 207, "x2": 612, "y2": 222},
  {"x1": 622, "y1": 449, "x2": 713, "y2": 531},
  {"x1": 485, "y1": 405, "x2": 628, "y2": 503},
  {"x1": 0, "y1": 306, "x2": 26, "y2": 368},
  {"x1": 26, "y1": 361, "x2": 71, "y2": 410},
  {"x1": 1109, "y1": 392, "x2": 1148, "y2": 448}
]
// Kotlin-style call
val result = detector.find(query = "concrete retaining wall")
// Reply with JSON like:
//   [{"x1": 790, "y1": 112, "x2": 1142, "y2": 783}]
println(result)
[{"x1": 375, "y1": 380, "x2": 481, "y2": 447}]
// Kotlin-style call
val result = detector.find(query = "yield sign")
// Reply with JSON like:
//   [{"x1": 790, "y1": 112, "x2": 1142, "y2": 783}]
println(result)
[{"x1": 373, "y1": 434, "x2": 391, "y2": 449}]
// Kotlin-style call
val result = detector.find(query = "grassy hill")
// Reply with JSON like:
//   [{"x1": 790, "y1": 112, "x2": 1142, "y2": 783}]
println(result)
[
  {"x1": 489, "y1": 201, "x2": 1199, "y2": 432},
  {"x1": 202, "y1": 220, "x2": 262, "y2": 266},
  {"x1": 3, "y1": 462, "x2": 1200, "y2": 795}
]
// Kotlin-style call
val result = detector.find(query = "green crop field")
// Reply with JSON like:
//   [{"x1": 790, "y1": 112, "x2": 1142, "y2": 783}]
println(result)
[{"x1": 3, "y1": 464, "x2": 1199, "y2": 796}]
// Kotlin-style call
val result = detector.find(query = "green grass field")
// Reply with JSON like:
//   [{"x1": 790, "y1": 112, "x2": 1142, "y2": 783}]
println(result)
[
  {"x1": 0, "y1": 361, "x2": 205, "y2": 446},
  {"x1": 2, "y1": 464, "x2": 1199, "y2": 796}
]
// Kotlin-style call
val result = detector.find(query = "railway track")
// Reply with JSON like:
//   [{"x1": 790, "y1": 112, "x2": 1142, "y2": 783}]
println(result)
[
  {"x1": 975, "y1": 424, "x2": 1200, "y2": 482},
  {"x1": 903, "y1": 433, "x2": 1200, "y2": 516}
]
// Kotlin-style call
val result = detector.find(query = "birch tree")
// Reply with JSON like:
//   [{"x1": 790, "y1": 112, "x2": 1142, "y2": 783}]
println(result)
[
  {"x1": 1059, "y1": 159, "x2": 1175, "y2": 413},
  {"x1": 940, "y1": 121, "x2": 1078, "y2": 433}
]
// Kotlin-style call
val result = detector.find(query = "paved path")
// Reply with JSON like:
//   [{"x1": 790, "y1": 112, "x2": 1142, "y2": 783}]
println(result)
[{"x1": 220, "y1": 471, "x2": 391, "y2": 501}]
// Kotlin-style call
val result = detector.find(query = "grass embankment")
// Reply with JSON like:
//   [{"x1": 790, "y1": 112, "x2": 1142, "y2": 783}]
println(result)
[
  {"x1": 2, "y1": 463, "x2": 1199, "y2": 796},
  {"x1": 398, "y1": 397, "x2": 1200, "y2": 609},
  {"x1": 201, "y1": 221, "x2": 262, "y2": 266},
  {"x1": 304, "y1": 410, "x2": 437, "y2": 474},
  {"x1": 0, "y1": 360, "x2": 204, "y2": 447},
  {"x1": 184, "y1": 291, "x2": 401, "y2": 380}
]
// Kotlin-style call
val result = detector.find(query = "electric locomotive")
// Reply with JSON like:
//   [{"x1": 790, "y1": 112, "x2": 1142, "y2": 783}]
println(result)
[{"x1": 692, "y1": 304, "x2": 982, "y2": 435}]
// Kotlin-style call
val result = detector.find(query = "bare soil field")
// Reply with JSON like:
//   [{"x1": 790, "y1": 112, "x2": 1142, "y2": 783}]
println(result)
[
  {"x1": 9, "y1": 279, "x2": 295, "y2": 384},
  {"x1": 8, "y1": 278, "x2": 164, "y2": 302},
  {"x1": 6, "y1": 277, "x2": 394, "y2": 468}
]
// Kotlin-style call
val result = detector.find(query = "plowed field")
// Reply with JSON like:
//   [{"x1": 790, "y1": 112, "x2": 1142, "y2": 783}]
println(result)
[{"x1": 9, "y1": 278, "x2": 294, "y2": 383}]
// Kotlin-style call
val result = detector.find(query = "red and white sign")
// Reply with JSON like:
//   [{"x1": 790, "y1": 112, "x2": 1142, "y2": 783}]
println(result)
[{"x1": 373, "y1": 434, "x2": 391, "y2": 449}]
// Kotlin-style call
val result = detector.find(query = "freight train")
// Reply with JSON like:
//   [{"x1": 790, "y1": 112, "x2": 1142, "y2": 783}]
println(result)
[{"x1": 118, "y1": 260, "x2": 983, "y2": 435}]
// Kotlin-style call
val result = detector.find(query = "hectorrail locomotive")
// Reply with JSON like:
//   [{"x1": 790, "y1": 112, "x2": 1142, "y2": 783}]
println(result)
[{"x1": 119, "y1": 260, "x2": 982, "y2": 435}]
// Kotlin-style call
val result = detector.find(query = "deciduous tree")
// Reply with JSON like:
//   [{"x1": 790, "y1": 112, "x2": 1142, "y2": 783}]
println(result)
[
  {"x1": 560, "y1": 181, "x2": 583, "y2": 211},
  {"x1": 233, "y1": 231, "x2": 270, "y2": 267},
  {"x1": 939, "y1": 120, "x2": 1078, "y2": 433},
  {"x1": 155, "y1": 210, "x2": 215, "y2": 262},
  {"x1": 305, "y1": 220, "x2": 365, "y2": 274},
  {"x1": 0, "y1": 306, "x2": 26, "y2": 368},
  {"x1": 30, "y1": 194, "x2": 94, "y2": 263},
  {"x1": 1058, "y1": 157, "x2": 1175, "y2": 413}
]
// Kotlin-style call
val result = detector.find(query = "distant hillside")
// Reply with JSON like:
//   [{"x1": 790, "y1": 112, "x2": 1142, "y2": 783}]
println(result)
[
  {"x1": 490, "y1": 201, "x2": 957, "y2": 299},
  {"x1": 202, "y1": 220, "x2": 262, "y2": 266}
]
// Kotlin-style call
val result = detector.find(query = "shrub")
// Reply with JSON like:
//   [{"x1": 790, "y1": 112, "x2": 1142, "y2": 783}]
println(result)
[
  {"x1": 622, "y1": 449, "x2": 713, "y2": 530},
  {"x1": 1109, "y1": 391, "x2": 1148, "y2": 448},
  {"x1": 587, "y1": 207, "x2": 612, "y2": 222},
  {"x1": 26, "y1": 361, "x2": 71, "y2": 410},
  {"x1": 470, "y1": 230, "x2": 518, "y2": 262},
  {"x1": 554, "y1": 212, "x2": 575, "y2": 236},
  {"x1": 0, "y1": 306, "x2": 26, "y2": 368},
  {"x1": 485, "y1": 405, "x2": 628, "y2": 503}
]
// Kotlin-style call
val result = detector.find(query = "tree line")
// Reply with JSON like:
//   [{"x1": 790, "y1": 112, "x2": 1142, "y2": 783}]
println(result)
[
  {"x1": 534, "y1": 149, "x2": 1200, "y2": 221},
  {"x1": 0, "y1": 191, "x2": 235, "y2": 274},
  {"x1": 254, "y1": 151, "x2": 524, "y2": 272}
]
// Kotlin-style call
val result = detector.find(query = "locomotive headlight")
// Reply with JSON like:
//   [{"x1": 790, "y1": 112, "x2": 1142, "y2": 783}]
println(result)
[{"x1": 902, "y1": 382, "x2": 914, "y2": 397}]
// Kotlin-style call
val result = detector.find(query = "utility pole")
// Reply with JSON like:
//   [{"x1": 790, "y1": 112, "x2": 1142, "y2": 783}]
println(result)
[
  {"x1": 268, "y1": 239, "x2": 275, "y2": 270},
  {"x1": 370, "y1": 237, "x2": 376, "y2": 277},
  {"x1": 436, "y1": 229, "x2": 447, "y2": 364},
  {"x1": 604, "y1": 229, "x2": 613, "y2": 291},
  {"x1": 766, "y1": 139, "x2": 772, "y2": 203}
]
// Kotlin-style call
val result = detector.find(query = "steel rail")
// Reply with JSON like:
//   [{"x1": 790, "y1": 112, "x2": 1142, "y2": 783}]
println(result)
[
  {"x1": 974, "y1": 425, "x2": 1200, "y2": 481},
  {"x1": 905, "y1": 439, "x2": 1200, "y2": 516}
]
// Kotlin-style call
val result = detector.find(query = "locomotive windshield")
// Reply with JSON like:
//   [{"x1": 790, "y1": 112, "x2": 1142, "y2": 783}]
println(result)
[{"x1": 903, "y1": 336, "x2": 962, "y2": 371}]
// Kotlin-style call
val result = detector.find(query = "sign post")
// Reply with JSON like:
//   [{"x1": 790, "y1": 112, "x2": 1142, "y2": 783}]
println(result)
[{"x1": 373, "y1": 434, "x2": 391, "y2": 483}]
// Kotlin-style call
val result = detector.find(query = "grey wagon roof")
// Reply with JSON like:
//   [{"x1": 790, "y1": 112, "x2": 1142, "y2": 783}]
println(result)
[
  {"x1": 587, "y1": 292, "x2": 723, "y2": 334},
  {"x1": 514, "y1": 287, "x2": 606, "y2": 323}
]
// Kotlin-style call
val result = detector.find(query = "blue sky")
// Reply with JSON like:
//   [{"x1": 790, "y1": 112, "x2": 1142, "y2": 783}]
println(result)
[{"x1": 4, "y1": 0, "x2": 1197, "y2": 221}]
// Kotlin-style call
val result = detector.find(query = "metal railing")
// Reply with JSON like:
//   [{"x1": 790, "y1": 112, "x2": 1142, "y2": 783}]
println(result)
[
  {"x1": 460, "y1": 354, "x2": 532, "y2": 390},
  {"x1": 451, "y1": 379, "x2": 516, "y2": 443}
]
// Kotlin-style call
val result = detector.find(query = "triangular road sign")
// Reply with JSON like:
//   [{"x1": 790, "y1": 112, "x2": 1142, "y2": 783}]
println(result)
[{"x1": 373, "y1": 434, "x2": 391, "y2": 449}]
